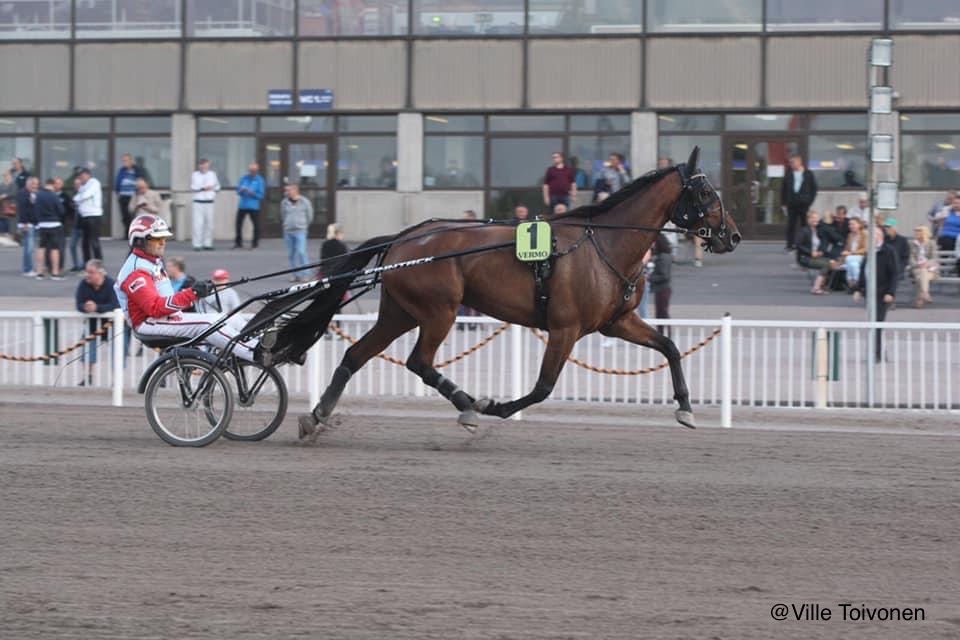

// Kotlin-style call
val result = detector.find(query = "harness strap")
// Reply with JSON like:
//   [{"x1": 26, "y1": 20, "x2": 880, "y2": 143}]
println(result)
[{"x1": 587, "y1": 228, "x2": 645, "y2": 333}]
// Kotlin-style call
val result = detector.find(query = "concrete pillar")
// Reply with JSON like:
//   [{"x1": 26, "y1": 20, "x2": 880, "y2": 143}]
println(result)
[
  {"x1": 397, "y1": 112, "x2": 423, "y2": 193},
  {"x1": 631, "y1": 111, "x2": 658, "y2": 174},
  {"x1": 170, "y1": 113, "x2": 196, "y2": 241}
]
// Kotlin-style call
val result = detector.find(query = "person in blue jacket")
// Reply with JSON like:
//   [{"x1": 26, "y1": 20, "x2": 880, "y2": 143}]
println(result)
[
  {"x1": 114, "y1": 153, "x2": 141, "y2": 230},
  {"x1": 234, "y1": 162, "x2": 265, "y2": 249}
]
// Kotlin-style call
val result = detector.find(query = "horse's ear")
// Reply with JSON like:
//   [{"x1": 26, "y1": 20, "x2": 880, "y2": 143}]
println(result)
[{"x1": 687, "y1": 146, "x2": 700, "y2": 172}]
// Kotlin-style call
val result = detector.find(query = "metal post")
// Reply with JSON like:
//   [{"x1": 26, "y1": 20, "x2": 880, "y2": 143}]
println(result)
[
  {"x1": 111, "y1": 309, "x2": 125, "y2": 407},
  {"x1": 308, "y1": 342, "x2": 321, "y2": 410},
  {"x1": 510, "y1": 323, "x2": 524, "y2": 420},
  {"x1": 720, "y1": 313, "x2": 732, "y2": 428},
  {"x1": 815, "y1": 327, "x2": 828, "y2": 409},
  {"x1": 32, "y1": 315, "x2": 44, "y2": 386},
  {"x1": 865, "y1": 54, "x2": 881, "y2": 406}
]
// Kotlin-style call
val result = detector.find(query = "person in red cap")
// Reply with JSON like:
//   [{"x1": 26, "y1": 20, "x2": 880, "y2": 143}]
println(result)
[{"x1": 196, "y1": 268, "x2": 242, "y2": 314}]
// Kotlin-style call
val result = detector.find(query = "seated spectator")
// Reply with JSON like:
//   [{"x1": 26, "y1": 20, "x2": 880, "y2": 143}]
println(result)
[
  {"x1": 74, "y1": 259, "x2": 119, "y2": 386},
  {"x1": 513, "y1": 204, "x2": 529, "y2": 221},
  {"x1": 882, "y1": 218, "x2": 910, "y2": 280},
  {"x1": 196, "y1": 268, "x2": 241, "y2": 315},
  {"x1": 841, "y1": 217, "x2": 868, "y2": 288},
  {"x1": 795, "y1": 210, "x2": 842, "y2": 294},
  {"x1": 830, "y1": 205, "x2": 850, "y2": 241},
  {"x1": 848, "y1": 193, "x2": 870, "y2": 222},
  {"x1": 933, "y1": 193, "x2": 960, "y2": 251},
  {"x1": 552, "y1": 202, "x2": 568, "y2": 215},
  {"x1": 909, "y1": 225, "x2": 939, "y2": 308}
]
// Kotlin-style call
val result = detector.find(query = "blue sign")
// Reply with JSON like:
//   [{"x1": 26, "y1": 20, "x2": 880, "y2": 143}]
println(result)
[
  {"x1": 299, "y1": 89, "x2": 334, "y2": 111},
  {"x1": 268, "y1": 89, "x2": 293, "y2": 110}
]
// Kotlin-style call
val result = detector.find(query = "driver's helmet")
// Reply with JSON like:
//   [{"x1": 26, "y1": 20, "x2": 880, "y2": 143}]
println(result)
[{"x1": 128, "y1": 214, "x2": 174, "y2": 247}]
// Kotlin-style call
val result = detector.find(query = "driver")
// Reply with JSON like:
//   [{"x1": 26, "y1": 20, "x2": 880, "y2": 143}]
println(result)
[{"x1": 116, "y1": 214, "x2": 273, "y2": 364}]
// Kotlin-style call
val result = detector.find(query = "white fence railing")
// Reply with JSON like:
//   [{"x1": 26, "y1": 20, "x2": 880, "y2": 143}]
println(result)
[{"x1": 2, "y1": 311, "x2": 959, "y2": 424}]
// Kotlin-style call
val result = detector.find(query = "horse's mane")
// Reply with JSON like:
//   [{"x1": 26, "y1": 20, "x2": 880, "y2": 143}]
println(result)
[{"x1": 550, "y1": 165, "x2": 679, "y2": 221}]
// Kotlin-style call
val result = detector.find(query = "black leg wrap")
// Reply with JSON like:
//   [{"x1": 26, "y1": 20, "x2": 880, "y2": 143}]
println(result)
[
  {"x1": 436, "y1": 376, "x2": 459, "y2": 399},
  {"x1": 319, "y1": 365, "x2": 352, "y2": 416},
  {"x1": 450, "y1": 390, "x2": 474, "y2": 412}
]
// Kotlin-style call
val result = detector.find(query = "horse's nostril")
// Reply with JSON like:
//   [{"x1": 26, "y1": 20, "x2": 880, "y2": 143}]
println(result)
[{"x1": 730, "y1": 232, "x2": 742, "y2": 246}]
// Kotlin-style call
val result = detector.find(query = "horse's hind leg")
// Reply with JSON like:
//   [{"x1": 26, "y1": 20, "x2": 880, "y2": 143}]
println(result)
[
  {"x1": 299, "y1": 295, "x2": 416, "y2": 440},
  {"x1": 602, "y1": 312, "x2": 695, "y2": 428},
  {"x1": 404, "y1": 313, "x2": 481, "y2": 431}
]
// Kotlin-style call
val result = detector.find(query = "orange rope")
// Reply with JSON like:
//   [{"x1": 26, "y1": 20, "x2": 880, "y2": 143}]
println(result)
[
  {"x1": 327, "y1": 322, "x2": 510, "y2": 368},
  {"x1": 0, "y1": 321, "x2": 114, "y2": 362}
]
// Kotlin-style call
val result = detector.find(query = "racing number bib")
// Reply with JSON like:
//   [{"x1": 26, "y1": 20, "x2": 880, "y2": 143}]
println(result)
[{"x1": 515, "y1": 221, "x2": 551, "y2": 262}]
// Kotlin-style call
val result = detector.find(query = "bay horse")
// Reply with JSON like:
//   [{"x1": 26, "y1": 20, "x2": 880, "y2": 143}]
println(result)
[{"x1": 274, "y1": 147, "x2": 740, "y2": 439}]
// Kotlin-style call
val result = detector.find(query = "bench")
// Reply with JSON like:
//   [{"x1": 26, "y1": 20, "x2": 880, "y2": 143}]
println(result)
[{"x1": 933, "y1": 250, "x2": 960, "y2": 292}]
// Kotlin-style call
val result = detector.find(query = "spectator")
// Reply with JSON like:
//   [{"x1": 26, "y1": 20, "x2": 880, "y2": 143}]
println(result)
[
  {"x1": 166, "y1": 256, "x2": 196, "y2": 293},
  {"x1": 928, "y1": 190, "x2": 955, "y2": 235},
  {"x1": 780, "y1": 154, "x2": 817, "y2": 251},
  {"x1": 569, "y1": 156, "x2": 588, "y2": 190},
  {"x1": 830, "y1": 205, "x2": 850, "y2": 241},
  {"x1": 16, "y1": 176, "x2": 38, "y2": 277},
  {"x1": 513, "y1": 205, "x2": 529, "y2": 221},
  {"x1": 114, "y1": 153, "x2": 141, "y2": 231},
  {"x1": 552, "y1": 202, "x2": 568, "y2": 215},
  {"x1": 0, "y1": 170, "x2": 16, "y2": 246},
  {"x1": 594, "y1": 153, "x2": 631, "y2": 201},
  {"x1": 33, "y1": 179, "x2": 65, "y2": 280},
  {"x1": 281, "y1": 183, "x2": 313, "y2": 282},
  {"x1": 657, "y1": 156, "x2": 673, "y2": 170},
  {"x1": 11, "y1": 157, "x2": 30, "y2": 190},
  {"x1": 73, "y1": 168, "x2": 103, "y2": 262},
  {"x1": 882, "y1": 218, "x2": 910, "y2": 280},
  {"x1": 933, "y1": 193, "x2": 960, "y2": 251},
  {"x1": 796, "y1": 210, "x2": 841, "y2": 295},
  {"x1": 909, "y1": 225, "x2": 939, "y2": 308},
  {"x1": 129, "y1": 177, "x2": 162, "y2": 218},
  {"x1": 649, "y1": 235, "x2": 673, "y2": 334},
  {"x1": 462, "y1": 209, "x2": 478, "y2": 221},
  {"x1": 842, "y1": 169, "x2": 863, "y2": 187},
  {"x1": 234, "y1": 162, "x2": 265, "y2": 250},
  {"x1": 197, "y1": 268, "x2": 241, "y2": 314},
  {"x1": 190, "y1": 158, "x2": 220, "y2": 251},
  {"x1": 841, "y1": 217, "x2": 868, "y2": 289},
  {"x1": 75, "y1": 259, "x2": 119, "y2": 386},
  {"x1": 853, "y1": 227, "x2": 898, "y2": 363},
  {"x1": 320, "y1": 223, "x2": 348, "y2": 275},
  {"x1": 848, "y1": 192, "x2": 870, "y2": 222},
  {"x1": 542, "y1": 151, "x2": 576, "y2": 209},
  {"x1": 51, "y1": 177, "x2": 80, "y2": 272}
]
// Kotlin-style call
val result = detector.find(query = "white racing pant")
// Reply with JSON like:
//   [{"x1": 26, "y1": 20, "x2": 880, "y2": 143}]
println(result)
[
  {"x1": 137, "y1": 313, "x2": 257, "y2": 361},
  {"x1": 192, "y1": 201, "x2": 215, "y2": 249}
]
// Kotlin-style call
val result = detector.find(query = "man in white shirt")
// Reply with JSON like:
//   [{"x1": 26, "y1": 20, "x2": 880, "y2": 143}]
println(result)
[
  {"x1": 73, "y1": 168, "x2": 103, "y2": 262},
  {"x1": 848, "y1": 192, "x2": 871, "y2": 222},
  {"x1": 190, "y1": 158, "x2": 220, "y2": 251}
]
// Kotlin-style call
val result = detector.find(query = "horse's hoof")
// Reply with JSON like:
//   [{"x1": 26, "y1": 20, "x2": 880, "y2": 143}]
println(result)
[
  {"x1": 473, "y1": 398, "x2": 493, "y2": 413},
  {"x1": 458, "y1": 409, "x2": 480, "y2": 434},
  {"x1": 675, "y1": 410, "x2": 696, "y2": 429},
  {"x1": 298, "y1": 415, "x2": 317, "y2": 440}
]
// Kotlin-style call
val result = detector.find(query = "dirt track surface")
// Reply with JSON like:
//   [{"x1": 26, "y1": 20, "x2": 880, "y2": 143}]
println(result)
[{"x1": 2, "y1": 398, "x2": 959, "y2": 639}]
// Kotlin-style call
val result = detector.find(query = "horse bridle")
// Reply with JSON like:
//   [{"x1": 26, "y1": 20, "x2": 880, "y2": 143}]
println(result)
[{"x1": 671, "y1": 165, "x2": 727, "y2": 247}]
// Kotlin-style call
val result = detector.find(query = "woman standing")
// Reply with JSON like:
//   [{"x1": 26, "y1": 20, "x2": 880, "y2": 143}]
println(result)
[
  {"x1": 648, "y1": 234, "x2": 673, "y2": 335},
  {"x1": 909, "y1": 225, "x2": 939, "y2": 308},
  {"x1": 320, "y1": 223, "x2": 348, "y2": 275}
]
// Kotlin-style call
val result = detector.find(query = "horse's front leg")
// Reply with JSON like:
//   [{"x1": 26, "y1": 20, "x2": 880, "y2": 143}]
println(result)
[
  {"x1": 475, "y1": 327, "x2": 578, "y2": 419},
  {"x1": 602, "y1": 312, "x2": 695, "y2": 428}
]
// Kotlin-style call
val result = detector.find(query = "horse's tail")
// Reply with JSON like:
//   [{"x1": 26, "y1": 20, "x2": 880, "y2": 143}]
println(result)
[{"x1": 269, "y1": 234, "x2": 397, "y2": 364}]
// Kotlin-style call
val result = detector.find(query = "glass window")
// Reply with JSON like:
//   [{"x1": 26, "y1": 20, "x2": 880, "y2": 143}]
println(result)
[
  {"x1": 489, "y1": 115, "x2": 564, "y2": 132},
  {"x1": 647, "y1": 0, "x2": 762, "y2": 32},
  {"x1": 569, "y1": 114, "x2": 630, "y2": 132},
  {"x1": 38, "y1": 117, "x2": 111, "y2": 134},
  {"x1": 424, "y1": 136, "x2": 483, "y2": 188},
  {"x1": 41, "y1": 139, "x2": 110, "y2": 184},
  {"x1": 196, "y1": 136, "x2": 256, "y2": 188},
  {"x1": 196, "y1": 116, "x2": 257, "y2": 133},
  {"x1": 115, "y1": 139, "x2": 172, "y2": 188},
  {"x1": 114, "y1": 117, "x2": 172, "y2": 134},
  {"x1": 891, "y1": 0, "x2": 960, "y2": 30},
  {"x1": 413, "y1": 0, "x2": 524, "y2": 35},
  {"x1": 299, "y1": 0, "x2": 408, "y2": 36},
  {"x1": 568, "y1": 135, "x2": 631, "y2": 190},
  {"x1": 338, "y1": 115, "x2": 397, "y2": 133},
  {"x1": 0, "y1": 1, "x2": 71, "y2": 39},
  {"x1": 765, "y1": 0, "x2": 883, "y2": 31},
  {"x1": 337, "y1": 136, "x2": 396, "y2": 188},
  {"x1": 658, "y1": 135, "x2": 722, "y2": 184},
  {"x1": 187, "y1": 0, "x2": 294, "y2": 37},
  {"x1": 260, "y1": 115, "x2": 334, "y2": 133},
  {"x1": 490, "y1": 137, "x2": 563, "y2": 187},
  {"x1": 76, "y1": 0, "x2": 181, "y2": 38},
  {"x1": 657, "y1": 114, "x2": 723, "y2": 132},
  {"x1": 0, "y1": 138, "x2": 34, "y2": 173},
  {"x1": 900, "y1": 113, "x2": 960, "y2": 131},
  {"x1": 725, "y1": 114, "x2": 804, "y2": 131},
  {"x1": 808, "y1": 114, "x2": 867, "y2": 131},
  {"x1": 528, "y1": 0, "x2": 642, "y2": 34},
  {"x1": 901, "y1": 135, "x2": 960, "y2": 189},
  {"x1": 489, "y1": 188, "x2": 543, "y2": 219},
  {"x1": 0, "y1": 117, "x2": 34, "y2": 134},
  {"x1": 424, "y1": 115, "x2": 484, "y2": 132},
  {"x1": 807, "y1": 134, "x2": 867, "y2": 188}
]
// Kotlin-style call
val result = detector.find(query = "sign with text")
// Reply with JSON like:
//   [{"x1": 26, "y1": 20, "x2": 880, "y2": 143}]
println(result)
[
  {"x1": 299, "y1": 89, "x2": 334, "y2": 110},
  {"x1": 268, "y1": 89, "x2": 293, "y2": 110}
]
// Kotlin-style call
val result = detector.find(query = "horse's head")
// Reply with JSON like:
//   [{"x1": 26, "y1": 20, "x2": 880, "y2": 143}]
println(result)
[{"x1": 672, "y1": 147, "x2": 741, "y2": 254}]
